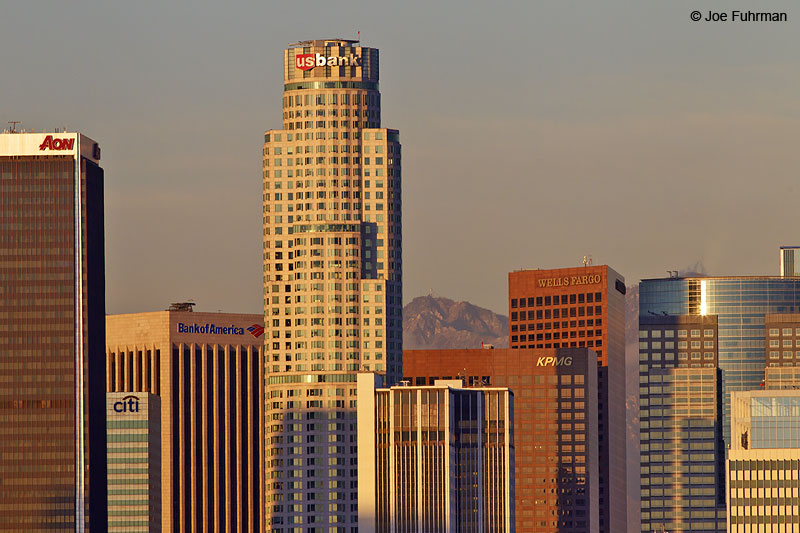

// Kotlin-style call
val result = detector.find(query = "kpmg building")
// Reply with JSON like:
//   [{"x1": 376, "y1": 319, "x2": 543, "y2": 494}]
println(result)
[
  {"x1": 0, "y1": 131, "x2": 107, "y2": 531},
  {"x1": 638, "y1": 275, "x2": 800, "y2": 532},
  {"x1": 262, "y1": 39, "x2": 402, "y2": 530}
]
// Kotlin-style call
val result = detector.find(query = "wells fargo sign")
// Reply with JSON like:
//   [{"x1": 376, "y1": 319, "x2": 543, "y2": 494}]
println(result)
[{"x1": 537, "y1": 274, "x2": 602, "y2": 288}]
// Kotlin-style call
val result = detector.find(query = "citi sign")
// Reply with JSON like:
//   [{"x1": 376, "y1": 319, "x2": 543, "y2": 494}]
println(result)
[
  {"x1": 38, "y1": 135, "x2": 74, "y2": 151},
  {"x1": 113, "y1": 395, "x2": 140, "y2": 413},
  {"x1": 536, "y1": 356, "x2": 573, "y2": 367},
  {"x1": 295, "y1": 53, "x2": 361, "y2": 71}
]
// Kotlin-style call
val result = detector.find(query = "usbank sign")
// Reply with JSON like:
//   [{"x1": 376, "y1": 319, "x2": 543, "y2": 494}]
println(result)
[{"x1": 295, "y1": 53, "x2": 361, "y2": 71}]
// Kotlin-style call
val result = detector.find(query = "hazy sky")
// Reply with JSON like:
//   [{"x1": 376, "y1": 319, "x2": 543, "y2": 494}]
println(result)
[{"x1": 2, "y1": 1, "x2": 798, "y2": 315}]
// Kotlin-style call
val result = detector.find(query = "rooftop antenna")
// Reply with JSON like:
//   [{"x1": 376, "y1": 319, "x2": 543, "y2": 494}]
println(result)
[
  {"x1": 8, "y1": 121, "x2": 21, "y2": 133},
  {"x1": 582, "y1": 255, "x2": 592, "y2": 267},
  {"x1": 357, "y1": 30, "x2": 360, "y2": 42}
]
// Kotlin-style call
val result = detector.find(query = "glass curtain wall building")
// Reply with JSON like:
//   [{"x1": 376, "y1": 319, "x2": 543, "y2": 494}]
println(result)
[
  {"x1": 639, "y1": 277, "x2": 800, "y2": 444},
  {"x1": 639, "y1": 276, "x2": 800, "y2": 532},
  {"x1": 262, "y1": 39, "x2": 402, "y2": 531}
]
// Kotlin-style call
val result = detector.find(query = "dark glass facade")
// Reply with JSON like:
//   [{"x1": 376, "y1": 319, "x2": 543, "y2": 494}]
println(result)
[
  {"x1": 640, "y1": 277, "x2": 800, "y2": 445},
  {"x1": 0, "y1": 147, "x2": 106, "y2": 531},
  {"x1": 639, "y1": 276, "x2": 800, "y2": 532}
]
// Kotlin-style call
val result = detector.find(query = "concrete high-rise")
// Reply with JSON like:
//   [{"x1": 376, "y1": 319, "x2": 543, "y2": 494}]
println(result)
[
  {"x1": 105, "y1": 310, "x2": 265, "y2": 532},
  {"x1": 357, "y1": 374, "x2": 515, "y2": 532},
  {"x1": 107, "y1": 392, "x2": 161, "y2": 532},
  {"x1": 0, "y1": 131, "x2": 107, "y2": 531},
  {"x1": 262, "y1": 39, "x2": 402, "y2": 530},
  {"x1": 508, "y1": 265, "x2": 627, "y2": 533},
  {"x1": 728, "y1": 389, "x2": 800, "y2": 531}
]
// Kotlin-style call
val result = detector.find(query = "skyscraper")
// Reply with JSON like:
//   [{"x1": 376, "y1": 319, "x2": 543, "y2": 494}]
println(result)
[
  {"x1": 105, "y1": 310, "x2": 265, "y2": 532},
  {"x1": 638, "y1": 315, "x2": 726, "y2": 532},
  {"x1": 638, "y1": 275, "x2": 800, "y2": 532},
  {"x1": 357, "y1": 373, "x2": 515, "y2": 533},
  {"x1": 508, "y1": 265, "x2": 627, "y2": 533},
  {"x1": 262, "y1": 39, "x2": 403, "y2": 530},
  {"x1": 0, "y1": 131, "x2": 107, "y2": 531},
  {"x1": 403, "y1": 348, "x2": 600, "y2": 533}
]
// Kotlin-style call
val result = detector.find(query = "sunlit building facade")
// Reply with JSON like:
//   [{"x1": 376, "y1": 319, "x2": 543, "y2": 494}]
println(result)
[
  {"x1": 508, "y1": 265, "x2": 626, "y2": 533},
  {"x1": 0, "y1": 131, "x2": 106, "y2": 531},
  {"x1": 357, "y1": 374, "x2": 514, "y2": 532},
  {"x1": 403, "y1": 348, "x2": 600, "y2": 533},
  {"x1": 262, "y1": 39, "x2": 403, "y2": 530},
  {"x1": 638, "y1": 315, "x2": 726, "y2": 532},
  {"x1": 728, "y1": 389, "x2": 800, "y2": 532},
  {"x1": 107, "y1": 392, "x2": 161, "y2": 532},
  {"x1": 639, "y1": 276, "x2": 800, "y2": 532},
  {"x1": 106, "y1": 310, "x2": 265, "y2": 532}
]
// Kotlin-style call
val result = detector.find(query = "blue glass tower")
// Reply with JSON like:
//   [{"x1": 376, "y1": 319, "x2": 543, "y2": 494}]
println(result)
[{"x1": 639, "y1": 276, "x2": 800, "y2": 532}]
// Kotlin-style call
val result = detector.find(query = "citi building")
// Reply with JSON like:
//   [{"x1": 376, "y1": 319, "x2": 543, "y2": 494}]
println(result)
[
  {"x1": 0, "y1": 131, "x2": 107, "y2": 531},
  {"x1": 262, "y1": 39, "x2": 402, "y2": 530}
]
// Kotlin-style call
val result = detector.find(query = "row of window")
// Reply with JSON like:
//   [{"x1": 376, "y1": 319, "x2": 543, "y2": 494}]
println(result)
[
  {"x1": 511, "y1": 307, "x2": 602, "y2": 321},
  {"x1": 512, "y1": 331, "x2": 602, "y2": 343},
  {"x1": 267, "y1": 156, "x2": 393, "y2": 166},
  {"x1": 512, "y1": 292, "x2": 602, "y2": 308},
  {"x1": 267, "y1": 131, "x2": 387, "y2": 143},
  {"x1": 769, "y1": 328, "x2": 800, "y2": 336},
  {"x1": 640, "y1": 329, "x2": 714, "y2": 338},
  {"x1": 641, "y1": 340, "x2": 714, "y2": 349}
]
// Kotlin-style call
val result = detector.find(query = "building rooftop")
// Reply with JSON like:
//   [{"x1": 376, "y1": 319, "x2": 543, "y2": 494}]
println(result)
[{"x1": 288, "y1": 39, "x2": 360, "y2": 48}]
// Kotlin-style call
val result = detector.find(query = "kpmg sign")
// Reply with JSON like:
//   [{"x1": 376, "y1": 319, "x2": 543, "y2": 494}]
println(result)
[
  {"x1": 536, "y1": 356, "x2": 573, "y2": 367},
  {"x1": 177, "y1": 322, "x2": 264, "y2": 338}
]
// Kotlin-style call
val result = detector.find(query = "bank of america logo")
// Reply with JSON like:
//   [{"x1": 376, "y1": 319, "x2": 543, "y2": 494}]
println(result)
[{"x1": 247, "y1": 324, "x2": 264, "y2": 338}]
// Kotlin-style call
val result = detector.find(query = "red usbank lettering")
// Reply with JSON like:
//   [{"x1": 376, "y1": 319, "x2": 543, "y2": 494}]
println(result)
[
  {"x1": 295, "y1": 54, "x2": 315, "y2": 71},
  {"x1": 38, "y1": 135, "x2": 74, "y2": 151}
]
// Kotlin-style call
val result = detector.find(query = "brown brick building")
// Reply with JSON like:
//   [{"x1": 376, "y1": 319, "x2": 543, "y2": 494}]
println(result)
[
  {"x1": 403, "y1": 348, "x2": 599, "y2": 532},
  {"x1": 507, "y1": 266, "x2": 627, "y2": 533}
]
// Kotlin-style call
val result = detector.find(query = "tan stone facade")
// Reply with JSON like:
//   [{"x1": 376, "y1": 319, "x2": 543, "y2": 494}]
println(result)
[
  {"x1": 106, "y1": 311, "x2": 264, "y2": 533},
  {"x1": 262, "y1": 39, "x2": 402, "y2": 530}
]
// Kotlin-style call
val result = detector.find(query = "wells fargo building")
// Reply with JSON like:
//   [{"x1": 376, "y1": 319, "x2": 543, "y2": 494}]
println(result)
[
  {"x1": 508, "y1": 266, "x2": 627, "y2": 533},
  {"x1": 0, "y1": 132, "x2": 107, "y2": 531},
  {"x1": 105, "y1": 310, "x2": 265, "y2": 532},
  {"x1": 262, "y1": 39, "x2": 402, "y2": 530}
]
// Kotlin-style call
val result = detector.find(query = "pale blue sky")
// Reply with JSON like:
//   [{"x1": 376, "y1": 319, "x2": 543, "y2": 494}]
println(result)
[{"x1": 2, "y1": 1, "x2": 798, "y2": 314}]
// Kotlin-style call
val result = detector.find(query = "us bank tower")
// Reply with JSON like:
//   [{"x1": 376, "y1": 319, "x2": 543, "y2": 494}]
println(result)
[{"x1": 262, "y1": 39, "x2": 402, "y2": 530}]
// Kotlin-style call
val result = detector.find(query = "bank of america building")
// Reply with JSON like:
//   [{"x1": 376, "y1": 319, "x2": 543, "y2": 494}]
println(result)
[
  {"x1": 262, "y1": 39, "x2": 402, "y2": 530},
  {"x1": 638, "y1": 276, "x2": 800, "y2": 532}
]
